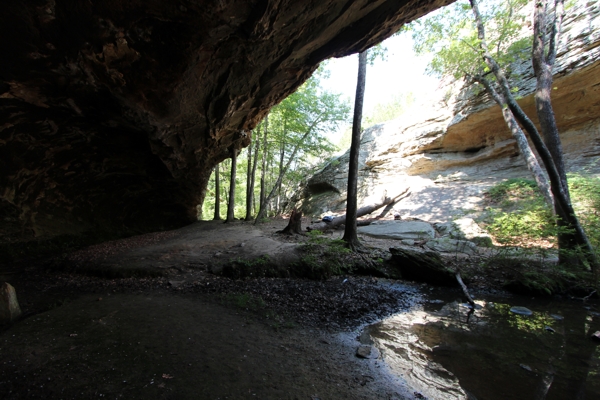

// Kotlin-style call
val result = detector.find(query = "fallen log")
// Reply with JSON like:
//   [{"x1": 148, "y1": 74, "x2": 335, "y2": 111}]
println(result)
[{"x1": 306, "y1": 189, "x2": 410, "y2": 231}]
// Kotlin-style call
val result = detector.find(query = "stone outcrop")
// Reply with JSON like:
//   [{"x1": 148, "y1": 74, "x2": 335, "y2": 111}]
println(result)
[
  {"x1": 0, "y1": 282, "x2": 22, "y2": 322},
  {"x1": 0, "y1": 0, "x2": 453, "y2": 242},
  {"x1": 297, "y1": 1, "x2": 600, "y2": 221}
]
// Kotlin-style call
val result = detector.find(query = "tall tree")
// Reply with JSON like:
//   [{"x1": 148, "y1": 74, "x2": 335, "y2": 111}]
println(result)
[
  {"x1": 409, "y1": 0, "x2": 597, "y2": 273},
  {"x1": 225, "y1": 146, "x2": 238, "y2": 223},
  {"x1": 213, "y1": 164, "x2": 222, "y2": 220},
  {"x1": 245, "y1": 127, "x2": 260, "y2": 221},
  {"x1": 254, "y1": 73, "x2": 349, "y2": 223},
  {"x1": 342, "y1": 50, "x2": 368, "y2": 250},
  {"x1": 259, "y1": 114, "x2": 269, "y2": 218}
]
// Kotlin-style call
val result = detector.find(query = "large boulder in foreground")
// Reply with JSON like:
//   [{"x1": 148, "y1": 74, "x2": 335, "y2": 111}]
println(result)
[
  {"x1": 389, "y1": 247, "x2": 456, "y2": 286},
  {"x1": 0, "y1": 0, "x2": 452, "y2": 244}
]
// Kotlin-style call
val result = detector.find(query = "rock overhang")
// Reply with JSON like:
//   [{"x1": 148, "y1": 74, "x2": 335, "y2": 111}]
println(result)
[{"x1": 0, "y1": 0, "x2": 454, "y2": 242}]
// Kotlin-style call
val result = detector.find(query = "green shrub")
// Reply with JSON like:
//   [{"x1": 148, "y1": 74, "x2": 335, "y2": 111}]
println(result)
[
  {"x1": 482, "y1": 178, "x2": 555, "y2": 246},
  {"x1": 481, "y1": 175, "x2": 600, "y2": 252},
  {"x1": 568, "y1": 173, "x2": 600, "y2": 250}
]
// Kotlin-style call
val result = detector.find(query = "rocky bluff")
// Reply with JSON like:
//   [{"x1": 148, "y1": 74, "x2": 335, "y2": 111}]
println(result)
[
  {"x1": 298, "y1": 1, "x2": 600, "y2": 221},
  {"x1": 1, "y1": 0, "x2": 453, "y2": 242}
]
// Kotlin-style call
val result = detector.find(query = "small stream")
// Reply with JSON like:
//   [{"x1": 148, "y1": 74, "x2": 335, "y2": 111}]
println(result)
[{"x1": 365, "y1": 287, "x2": 600, "y2": 400}]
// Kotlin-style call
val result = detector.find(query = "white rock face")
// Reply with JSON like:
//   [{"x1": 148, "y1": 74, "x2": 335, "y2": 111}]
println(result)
[
  {"x1": 358, "y1": 221, "x2": 436, "y2": 240},
  {"x1": 298, "y1": 1, "x2": 600, "y2": 222}
]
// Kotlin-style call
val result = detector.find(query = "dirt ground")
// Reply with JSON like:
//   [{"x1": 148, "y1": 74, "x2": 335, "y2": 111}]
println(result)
[{"x1": 0, "y1": 218, "x2": 424, "y2": 399}]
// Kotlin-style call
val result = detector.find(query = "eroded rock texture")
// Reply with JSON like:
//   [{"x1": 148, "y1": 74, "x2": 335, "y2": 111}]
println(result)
[
  {"x1": 0, "y1": 0, "x2": 451, "y2": 241},
  {"x1": 298, "y1": 1, "x2": 600, "y2": 221}
]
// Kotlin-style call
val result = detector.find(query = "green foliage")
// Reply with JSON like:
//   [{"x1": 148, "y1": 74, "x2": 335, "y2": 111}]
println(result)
[
  {"x1": 481, "y1": 175, "x2": 600, "y2": 251},
  {"x1": 295, "y1": 232, "x2": 353, "y2": 279},
  {"x1": 364, "y1": 92, "x2": 416, "y2": 127},
  {"x1": 200, "y1": 71, "x2": 350, "y2": 220},
  {"x1": 221, "y1": 255, "x2": 281, "y2": 280},
  {"x1": 567, "y1": 173, "x2": 600, "y2": 249},
  {"x1": 481, "y1": 178, "x2": 557, "y2": 246},
  {"x1": 490, "y1": 303, "x2": 556, "y2": 334},
  {"x1": 223, "y1": 292, "x2": 267, "y2": 311},
  {"x1": 406, "y1": 0, "x2": 530, "y2": 84}
]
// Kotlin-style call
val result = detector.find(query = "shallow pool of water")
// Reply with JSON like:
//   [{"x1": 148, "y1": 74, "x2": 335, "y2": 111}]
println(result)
[{"x1": 366, "y1": 288, "x2": 600, "y2": 399}]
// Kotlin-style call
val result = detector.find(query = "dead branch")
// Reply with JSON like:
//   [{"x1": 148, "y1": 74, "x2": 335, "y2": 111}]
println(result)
[{"x1": 306, "y1": 189, "x2": 410, "y2": 232}]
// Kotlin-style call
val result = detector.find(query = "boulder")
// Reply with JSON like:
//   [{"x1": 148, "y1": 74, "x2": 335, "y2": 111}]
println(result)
[
  {"x1": 358, "y1": 221, "x2": 435, "y2": 240},
  {"x1": 424, "y1": 237, "x2": 478, "y2": 255},
  {"x1": 389, "y1": 247, "x2": 456, "y2": 286},
  {"x1": 0, "y1": 282, "x2": 22, "y2": 323}
]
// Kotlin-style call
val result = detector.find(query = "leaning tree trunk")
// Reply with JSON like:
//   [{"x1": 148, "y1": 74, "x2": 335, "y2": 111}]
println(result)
[
  {"x1": 470, "y1": 0, "x2": 598, "y2": 275},
  {"x1": 342, "y1": 50, "x2": 368, "y2": 250},
  {"x1": 225, "y1": 147, "x2": 238, "y2": 223},
  {"x1": 476, "y1": 77, "x2": 554, "y2": 209}
]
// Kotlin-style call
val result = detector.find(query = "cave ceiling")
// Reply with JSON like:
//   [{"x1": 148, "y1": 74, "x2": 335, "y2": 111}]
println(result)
[{"x1": 0, "y1": 0, "x2": 452, "y2": 239}]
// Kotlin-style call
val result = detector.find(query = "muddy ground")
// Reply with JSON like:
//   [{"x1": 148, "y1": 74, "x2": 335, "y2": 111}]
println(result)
[{"x1": 1, "y1": 218, "x2": 432, "y2": 399}]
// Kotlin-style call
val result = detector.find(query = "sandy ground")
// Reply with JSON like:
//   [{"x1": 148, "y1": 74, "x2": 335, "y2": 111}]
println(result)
[{"x1": 0, "y1": 218, "x2": 424, "y2": 400}]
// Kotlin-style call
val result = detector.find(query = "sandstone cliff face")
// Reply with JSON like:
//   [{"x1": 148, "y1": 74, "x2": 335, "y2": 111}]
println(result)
[
  {"x1": 0, "y1": 0, "x2": 452, "y2": 241},
  {"x1": 299, "y1": 1, "x2": 600, "y2": 221}
]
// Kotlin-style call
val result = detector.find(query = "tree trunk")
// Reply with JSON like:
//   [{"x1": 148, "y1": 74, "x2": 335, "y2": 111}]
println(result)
[
  {"x1": 307, "y1": 189, "x2": 410, "y2": 232},
  {"x1": 476, "y1": 76, "x2": 554, "y2": 208},
  {"x1": 245, "y1": 130, "x2": 260, "y2": 221},
  {"x1": 245, "y1": 143, "x2": 252, "y2": 219},
  {"x1": 278, "y1": 208, "x2": 304, "y2": 235},
  {"x1": 259, "y1": 114, "x2": 269, "y2": 214},
  {"x1": 213, "y1": 164, "x2": 222, "y2": 220},
  {"x1": 225, "y1": 147, "x2": 238, "y2": 223},
  {"x1": 343, "y1": 50, "x2": 368, "y2": 250},
  {"x1": 470, "y1": 0, "x2": 598, "y2": 275},
  {"x1": 255, "y1": 115, "x2": 324, "y2": 223}
]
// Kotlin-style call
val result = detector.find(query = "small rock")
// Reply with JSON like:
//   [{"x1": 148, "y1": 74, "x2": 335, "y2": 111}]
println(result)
[
  {"x1": 591, "y1": 331, "x2": 600, "y2": 341},
  {"x1": 520, "y1": 364, "x2": 533, "y2": 372},
  {"x1": 510, "y1": 306, "x2": 533, "y2": 316},
  {"x1": 550, "y1": 314, "x2": 564, "y2": 320},
  {"x1": 356, "y1": 345, "x2": 379, "y2": 359},
  {"x1": 169, "y1": 280, "x2": 185, "y2": 288},
  {"x1": 544, "y1": 326, "x2": 555, "y2": 333},
  {"x1": 0, "y1": 282, "x2": 22, "y2": 322}
]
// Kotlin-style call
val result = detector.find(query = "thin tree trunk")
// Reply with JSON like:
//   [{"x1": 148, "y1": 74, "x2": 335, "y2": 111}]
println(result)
[
  {"x1": 225, "y1": 148, "x2": 238, "y2": 223},
  {"x1": 245, "y1": 130, "x2": 260, "y2": 221},
  {"x1": 245, "y1": 143, "x2": 252, "y2": 219},
  {"x1": 259, "y1": 114, "x2": 269, "y2": 214},
  {"x1": 213, "y1": 164, "x2": 221, "y2": 220},
  {"x1": 255, "y1": 116, "x2": 324, "y2": 223},
  {"x1": 343, "y1": 50, "x2": 367, "y2": 250}
]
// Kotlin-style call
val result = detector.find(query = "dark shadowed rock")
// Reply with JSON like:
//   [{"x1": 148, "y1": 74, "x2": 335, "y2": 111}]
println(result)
[
  {"x1": 0, "y1": 0, "x2": 452, "y2": 244},
  {"x1": 389, "y1": 247, "x2": 456, "y2": 286}
]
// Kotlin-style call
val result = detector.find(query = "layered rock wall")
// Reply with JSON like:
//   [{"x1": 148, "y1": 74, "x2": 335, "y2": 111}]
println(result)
[
  {"x1": 298, "y1": 1, "x2": 600, "y2": 221},
  {"x1": 0, "y1": 0, "x2": 452, "y2": 241}
]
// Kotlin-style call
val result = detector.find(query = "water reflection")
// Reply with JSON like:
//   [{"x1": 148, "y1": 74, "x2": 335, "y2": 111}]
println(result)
[{"x1": 367, "y1": 293, "x2": 600, "y2": 400}]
